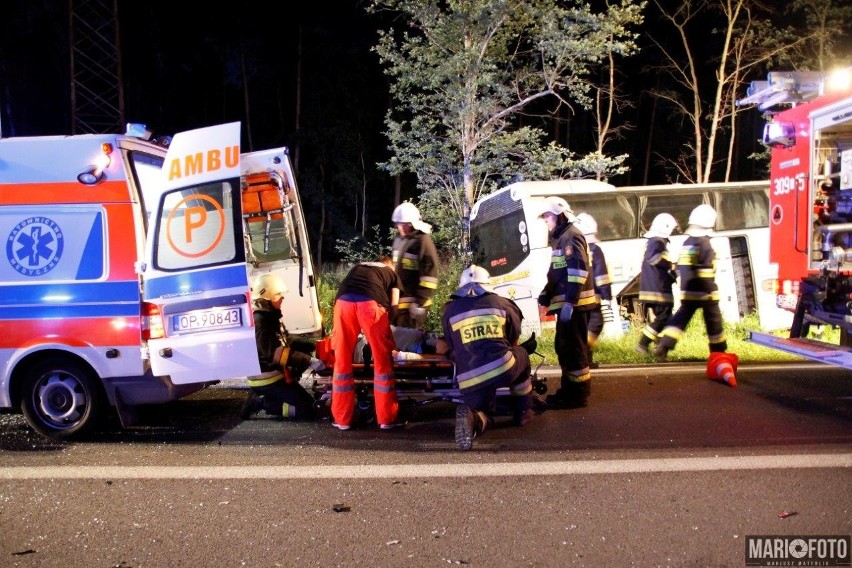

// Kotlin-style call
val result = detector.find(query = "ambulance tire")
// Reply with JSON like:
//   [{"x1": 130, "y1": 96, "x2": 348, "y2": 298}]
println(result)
[{"x1": 21, "y1": 357, "x2": 105, "y2": 440}]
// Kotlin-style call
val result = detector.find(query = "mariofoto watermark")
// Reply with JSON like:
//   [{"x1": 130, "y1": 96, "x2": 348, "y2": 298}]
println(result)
[{"x1": 746, "y1": 535, "x2": 851, "y2": 566}]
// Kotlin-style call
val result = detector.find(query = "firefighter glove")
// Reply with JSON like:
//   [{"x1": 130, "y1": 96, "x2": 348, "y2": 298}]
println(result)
[
  {"x1": 558, "y1": 303, "x2": 574, "y2": 324},
  {"x1": 601, "y1": 301, "x2": 614, "y2": 323},
  {"x1": 538, "y1": 293, "x2": 549, "y2": 307},
  {"x1": 309, "y1": 357, "x2": 326, "y2": 372}
]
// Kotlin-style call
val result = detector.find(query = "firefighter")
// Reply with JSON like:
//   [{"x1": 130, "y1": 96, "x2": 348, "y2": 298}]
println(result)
[
  {"x1": 391, "y1": 202, "x2": 439, "y2": 329},
  {"x1": 537, "y1": 197, "x2": 599, "y2": 409},
  {"x1": 574, "y1": 212, "x2": 614, "y2": 368},
  {"x1": 636, "y1": 213, "x2": 680, "y2": 355},
  {"x1": 441, "y1": 265, "x2": 538, "y2": 451},
  {"x1": 654, "y1": 205, "x2": 727, "y2": 360},
  {"x1": 331, "y1": 257, "x2": 403, "y2": 430},
  {"x1": 241, "y1": 274, "x2": 325, "y2": 420}
]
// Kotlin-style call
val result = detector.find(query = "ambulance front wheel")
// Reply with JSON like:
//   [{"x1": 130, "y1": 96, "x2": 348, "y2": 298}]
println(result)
[{"x1": 21, "y1": 356, "x2": 105, "y2": 440}]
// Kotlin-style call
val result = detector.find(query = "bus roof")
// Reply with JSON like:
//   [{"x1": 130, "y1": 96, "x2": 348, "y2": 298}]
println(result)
[
  {"x1": 616, "y1": 180, "x2": 769, "y2": 193},
  {"x1": 493, "y1": 179, "x2": 768, "y2": 201}
]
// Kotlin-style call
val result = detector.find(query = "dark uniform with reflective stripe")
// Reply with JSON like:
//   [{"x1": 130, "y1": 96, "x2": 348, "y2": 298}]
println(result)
[
  {"x1": 538, "y1": 222, "x2": 598, "y2": 405},
  {"x1": 655, "y1": 235, "x2": 727, "y2": 356},
  {"x1": 391, "y1": 229, "x2": 439, "y2": 328},
  {"x1": 586, "y1": 241, "x2": 613, "y2": 349},
  {"x1": 637, "y1": 236, "x2": 677, "y2": 350},
  {"x1": 250, "y1": 298, "x2": 316, "y2": 419},
  {"x1": 441, "y1": 283, "x2": 532, "y2": 421}
]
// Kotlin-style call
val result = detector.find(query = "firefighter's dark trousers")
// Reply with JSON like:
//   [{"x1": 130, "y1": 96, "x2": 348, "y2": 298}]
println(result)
[
  {"x1": 656, "y1": 300, "x2": 727, "y2": 353},
  {"x1": 638, "y1": 302, "x2": 674, "y2": 348}
]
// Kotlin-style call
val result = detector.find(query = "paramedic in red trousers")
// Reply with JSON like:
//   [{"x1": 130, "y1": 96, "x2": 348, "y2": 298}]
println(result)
[
  {"x1": 574, "y1": 212, "x2": 614, "y2": 368},
  {"x1": 331, "y1": 257, "x2": 403, "y2": 430},
  {"x1": 391, "y1": 202, "x2": 439, "y2": 329},
  {"x1": 654, "y1": 205, "x2": 728, "y2": 360},
  {"x1": 441, "y1": 265, "x2": 536, "y2": 451},
  {"x1": 241, "y1": 274, "x2": 325, "y2": 420},
  {"x1": 636, "y1": 213, "x2": 680, "y2": 355},
  {"x1": 537, "y1": 197, "x2": 598, "y2": 409}
]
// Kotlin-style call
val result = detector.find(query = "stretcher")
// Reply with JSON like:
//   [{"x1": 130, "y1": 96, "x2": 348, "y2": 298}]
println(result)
[{"x1": 304, "y1": 350, "x2": 549, "y2": 416}]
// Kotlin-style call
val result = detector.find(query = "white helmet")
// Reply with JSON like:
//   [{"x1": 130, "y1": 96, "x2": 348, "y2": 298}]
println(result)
[
  {"x1": 458, "y1": 264, "x2": 492, "y2": 288},
  {"x1": 687, "y1": 204, "x2": 717, "y2": 232},
  {"x1": 392, "y1": 202, "x2": 432, "y2": 233},
  {"x1": 644, "y1": 213, "x2": 679, "y2": 238},
  {"x1": 539, "y1": 196, "x2": 575, "y2": 220},
  {"x1": 574, "y1": 212, "x2": 598, "y2": 242},
  {"x1": 392, "y1": 202, "x2": 421, "y2": 224},
  {"x1": 253, "y1": 273, "x2": 288, "y2": 300}
]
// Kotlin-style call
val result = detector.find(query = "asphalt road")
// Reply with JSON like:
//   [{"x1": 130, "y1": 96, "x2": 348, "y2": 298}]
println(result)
[{"x1": 1, "y1": 363, "x2": 850, "y2": 567}]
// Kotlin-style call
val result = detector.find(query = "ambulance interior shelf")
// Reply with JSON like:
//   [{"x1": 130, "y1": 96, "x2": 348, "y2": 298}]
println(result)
[{"x1": 241, "y1": 171, "x2": 308, "y2": 296}]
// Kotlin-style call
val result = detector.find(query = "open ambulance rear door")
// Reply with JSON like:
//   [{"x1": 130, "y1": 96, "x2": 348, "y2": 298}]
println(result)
[{"x1": 142, "y1": 122, "x2": 261, "y2": 384}]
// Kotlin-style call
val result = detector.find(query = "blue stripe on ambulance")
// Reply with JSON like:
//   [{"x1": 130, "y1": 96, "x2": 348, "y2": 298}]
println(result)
[
  {"x1": 0, "y1": 281, "x2": 140, "y2": 305},
  {"x1": 144, "y1": 264, "x2": 248, "y2": 300},
  {"x1": 77, "y1": 212, "x2": 105, "y2": 280}
]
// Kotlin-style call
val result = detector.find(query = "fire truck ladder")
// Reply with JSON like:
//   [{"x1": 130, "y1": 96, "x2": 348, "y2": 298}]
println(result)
[
  {"x1": 748, "y1": 330, "x2": 852, "y2": 370},
  {"x1": 735, "y1": 71, "x2": 825, "y2": 111}
]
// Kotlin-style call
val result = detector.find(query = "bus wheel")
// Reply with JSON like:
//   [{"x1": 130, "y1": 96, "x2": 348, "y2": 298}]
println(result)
[{"x1": 21, "y1": 357, "x2": 103, "y2": 439}]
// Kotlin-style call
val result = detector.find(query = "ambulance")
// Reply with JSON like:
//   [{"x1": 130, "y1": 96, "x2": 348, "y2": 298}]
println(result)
[{"x1": 0, "y1": 122, "x2": 322, "y2": 438}]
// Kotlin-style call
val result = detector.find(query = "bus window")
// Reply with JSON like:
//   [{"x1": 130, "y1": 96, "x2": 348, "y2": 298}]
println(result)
[
  {"x1": 570, "y1": 194, "x2": 638, "y2": 240},
  {"x1": 715, "y1": 189, "x2": 769, "y2": 230},
  {"x1": 639, "y1": 192, "x2": 706, "y2": 234}
]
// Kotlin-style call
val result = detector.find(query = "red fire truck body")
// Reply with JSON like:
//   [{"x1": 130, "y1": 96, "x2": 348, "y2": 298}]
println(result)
[{"x1": 739, "y1": 71, "x2": 852, "y2": 369}]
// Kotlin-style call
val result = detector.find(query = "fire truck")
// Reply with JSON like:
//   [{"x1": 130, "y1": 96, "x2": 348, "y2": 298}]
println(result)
[
  {"x1": 0, "y1": 122, "x2": 322, "y2": 438},
  {"x1": 737, "y1": 69, "x2": 852, "y2": 369}
]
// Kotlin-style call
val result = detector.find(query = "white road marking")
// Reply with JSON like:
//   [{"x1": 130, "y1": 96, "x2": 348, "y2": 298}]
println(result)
[{"x1": 1, "y1": 454, "x2": 849, "y2": 480}]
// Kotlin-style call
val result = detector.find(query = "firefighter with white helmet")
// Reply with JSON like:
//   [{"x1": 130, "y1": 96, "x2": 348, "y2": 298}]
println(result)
[
  {"x1": 574, "y1": 212, "x2": 614, "y2": 367},
  {"x1": 441, "y1": 265, "x2": 539, "y2": 450},
  {"x1": 240, "y1": 273, "x2": 324, "y2": 420},
  {"x1": 391, "y1": 201, "x2": 439, "y2": 329},
  {"x1": 654, "y1": 205, "x2": 728, "y2": 361},
  {"x1": 636, "y1": 213, "x2": 680, "y2": 355},
  {"x1": 537, "y1": 197, "x2": 598, "y2": 409}
]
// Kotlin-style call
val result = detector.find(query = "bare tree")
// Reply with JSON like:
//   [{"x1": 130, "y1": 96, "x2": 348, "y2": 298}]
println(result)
[{"x1": 649, "y1": 0, "x2": 804, "y2": 182}]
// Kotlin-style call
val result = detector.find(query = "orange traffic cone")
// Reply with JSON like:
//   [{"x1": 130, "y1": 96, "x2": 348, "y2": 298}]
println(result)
[{"x1": 706, "y1": 352, "x2": 738, "y2": 388}]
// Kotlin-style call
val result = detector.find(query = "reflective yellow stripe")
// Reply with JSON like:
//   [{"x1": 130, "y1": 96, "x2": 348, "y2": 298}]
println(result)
[
  {"x1": 457, "y1": 353, "x2": 514, "y2": 390},
  {"x1": 248, "y1": 372, "x2": 284, "y2": 388}
]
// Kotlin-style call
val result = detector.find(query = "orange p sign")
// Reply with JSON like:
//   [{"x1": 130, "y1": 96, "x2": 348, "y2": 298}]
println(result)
[{"x1": 184, "y1": 206, "x2": 207, "y2": 243}]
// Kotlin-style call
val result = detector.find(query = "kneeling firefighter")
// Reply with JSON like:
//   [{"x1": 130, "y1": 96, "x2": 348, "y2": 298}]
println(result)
[{"x1": 241, "y1": 274, "x2": 325, "y2": 420}]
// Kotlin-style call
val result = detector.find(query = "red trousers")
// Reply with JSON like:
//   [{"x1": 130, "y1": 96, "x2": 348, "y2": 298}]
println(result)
[{"x1": 331, "y1": 299, "x2": 398, "y2": 427}]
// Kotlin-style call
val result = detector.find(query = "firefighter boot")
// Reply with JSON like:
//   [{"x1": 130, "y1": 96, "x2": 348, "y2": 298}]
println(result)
[
  {"x1": 455, "y1": 404, "x2": 488, "y2": 451},
  {"x1": 511, "y1": 393, "x2": 534, "y2": 426},
  {"x1": 653, "y1": 337, "x2": 674, "y2": 362},
  {"x1": 239, "y1": 392, "x2": 264, "y2": 420},
  {"x1": 546, "y1": 379, "x2": 591, "y2": 409}
]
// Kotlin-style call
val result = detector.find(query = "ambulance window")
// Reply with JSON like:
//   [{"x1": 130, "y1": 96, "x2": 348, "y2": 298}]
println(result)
[
  {"x1": 153, "y1": 180, "x2": 244, "y2": 270},
  {"x1": 128, "y1": 152, "x2": 165, "y2": 222}
]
